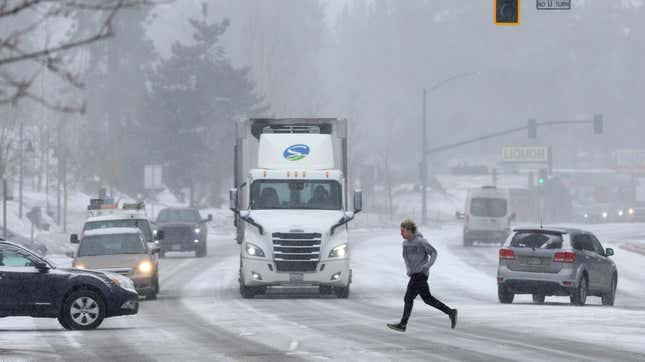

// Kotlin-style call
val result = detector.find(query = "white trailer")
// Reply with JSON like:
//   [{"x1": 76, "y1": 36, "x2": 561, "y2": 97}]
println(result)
[{"x1": 229, "y1": 118, "x2": 362, "y2": 298}]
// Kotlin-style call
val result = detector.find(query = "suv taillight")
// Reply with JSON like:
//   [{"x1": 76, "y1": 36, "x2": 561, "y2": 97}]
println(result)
[
  {"x1": 553, "y1": 251, "x2": 576, "y2": 263},
  {"x1": 499, "y1": 248, "x2": 515, "y2": 260}
]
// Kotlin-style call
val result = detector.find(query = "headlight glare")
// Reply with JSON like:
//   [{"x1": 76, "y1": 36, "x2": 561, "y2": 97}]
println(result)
[
  {"x1": 245, "y1": 243, "x2": 265, "y2": 257},
  {"x1": 329, "y1": 244, "x2": 348, "y2": 258},
  {"x1": 194, "y1": 227, "x2": 200, "y2": 234},
  {"x1": 138, "y1": 260, "x2": 153, "y2": 273}
]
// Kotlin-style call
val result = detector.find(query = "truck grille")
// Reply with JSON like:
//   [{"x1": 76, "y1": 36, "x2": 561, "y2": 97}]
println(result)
[
  {"x1": 272, "y1": 232, "x2": 321, "y2": 272},
  {"x1": 162, "y1": 226, "x2": 193, "y2": 243}
]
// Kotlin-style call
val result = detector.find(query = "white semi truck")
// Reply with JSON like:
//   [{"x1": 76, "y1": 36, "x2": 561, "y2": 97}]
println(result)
[{"x1": 229, "y1": 118, "x2": 362, "y2": 298}]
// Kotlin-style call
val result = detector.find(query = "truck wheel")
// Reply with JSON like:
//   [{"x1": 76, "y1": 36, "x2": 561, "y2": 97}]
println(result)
[
  {"x1": 146, "y1": 275, "x2": 159, "y2": 300},
  {"x1": 498, "y1": 285, "x2": 514, "y2": 304},
  {"x1": 334, "y1": 285, "x2": 350, "y2": 299},
  {"x1": 601, "y1": 274, "x2": 617, "y2": 306},
  {"x1": 196, "y1": 245, "x2": 207, "y2": 258},
  {"x1": 60, "y1": 289, "x2": 105, "y2": 330},
  {"x1": 532, "y1": 293, "x2": 545, "y2": 304},
  {"x1": 570, "y1": 275, "x2": 588, "y2": 306}
]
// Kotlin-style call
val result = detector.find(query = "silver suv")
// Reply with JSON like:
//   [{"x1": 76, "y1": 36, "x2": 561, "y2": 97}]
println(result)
[{"x1": 497, "y1": 228, "x2": 617, "y2": 306}]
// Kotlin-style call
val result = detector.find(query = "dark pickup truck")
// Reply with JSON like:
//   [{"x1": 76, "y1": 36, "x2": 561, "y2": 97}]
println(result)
[{"x1": 155, "y1": 208, "x2": 212, "y2": 257}]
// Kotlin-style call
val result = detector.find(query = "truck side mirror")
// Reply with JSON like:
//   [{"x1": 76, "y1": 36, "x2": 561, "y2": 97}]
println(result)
[
  {"x1": 70, "y1": 234, "x2": 79, "y2": 244},
  {"x1": 510, "y1": 212, "x2": 517, "y2": 222},
  {"x1": 156, "y1": 230, "x2": 164, "y2": 240},
  {"x1": 229, "y1": 188, "x2": 238, "y2": 212},
  {"x1": 353, "y1": 189, "x2": 363, "y2": 213},
  {"x1": 207, "y1": 214, "x2": 213, "y2": 222},
  {"x1": 605, "y1": 248, "x2": 614, "y2": 256}
]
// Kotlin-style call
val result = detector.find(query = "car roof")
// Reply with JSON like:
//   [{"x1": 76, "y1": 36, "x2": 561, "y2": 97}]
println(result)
[
  {"x1": 0, "y1": 239, "x2": 25, "y2": 249},
  {"x1": 512, "y1": 226, "x2": 588, "y2": 235},
  {"x1": 159, "y1": 207, "x2": 198, "y2": 211},
  {"x1": 86, "y1": 213, "x2": 150, "y2": 222},
  {"x1": 83, "y1": 227, "x2": 143, "y2": 237}
]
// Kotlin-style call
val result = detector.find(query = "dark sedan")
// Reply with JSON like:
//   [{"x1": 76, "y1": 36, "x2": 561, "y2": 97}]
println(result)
[
  {"x1": 0, "y1": 240, "x2": 139, "y2": 330},
  {"x1": 155, "y1": 208, "x2": 212, "y2": 257}
]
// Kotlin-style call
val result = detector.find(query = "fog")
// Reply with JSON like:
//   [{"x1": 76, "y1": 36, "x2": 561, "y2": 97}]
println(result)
[{"x1": 1, "y1": 0, "x2": 644, "y2": 222}]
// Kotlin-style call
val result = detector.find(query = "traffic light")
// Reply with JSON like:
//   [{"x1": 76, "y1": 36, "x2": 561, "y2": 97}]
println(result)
[
  {"x1": 528, "y1": 119, "x2": 537, "y2": 139},
  {"x1": 593, "y1": 113, "x2": 603, "y2": 134},
  {"x1": 537, "y1": 169, "x2": 547, "y2": 185},
  {"x1": 495, "y1": 0, "x2": 520, "y2": 25}
]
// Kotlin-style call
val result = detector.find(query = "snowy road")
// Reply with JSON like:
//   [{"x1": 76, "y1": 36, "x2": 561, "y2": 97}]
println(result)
[{"x1": 2, "y1": 225, "x2": 645, "y2": 361}]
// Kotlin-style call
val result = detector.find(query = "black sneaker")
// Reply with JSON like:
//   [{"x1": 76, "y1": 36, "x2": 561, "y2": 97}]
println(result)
[
  {"x1": 449, "y1": 309, "x2": 458, "y2": 329},
  {"x1": 386, "y1": 323, "x2": 406, "y2": 332}
]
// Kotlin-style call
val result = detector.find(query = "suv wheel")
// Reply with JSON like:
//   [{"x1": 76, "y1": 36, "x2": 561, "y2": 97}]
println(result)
[
  {"x1": 498, "y1": 285, "x2": 514, "y2": 304},
  {"x1": 532, "y1": 293, "x2": 545, "y2": 304},
  {"x1": 601, "y1": 274, "x2": 617, "y2": 306},
  {"x1": 196, "y1": 245, "x2": 207, "y2": 258},
  {"x1": 570, "y1": 275, "x2": 588, "y2": 306},
  {"x1": 335, "y1": 285, "x2": 350, "y2": 298},
  {"x1": 60, "y1": 290, "x2": 105, "y2": 330}
]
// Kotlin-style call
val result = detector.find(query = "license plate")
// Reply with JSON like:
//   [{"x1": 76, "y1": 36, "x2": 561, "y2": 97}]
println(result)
[
  {"x1": 289, "y1": 273, "x2": 304, "y2": 283},
  {"x1": 527, "y1": 257, "x2": 542, "y2": 265},
  {"x1": 171, "y1": 245, "x2": 181, "y2": 251}
]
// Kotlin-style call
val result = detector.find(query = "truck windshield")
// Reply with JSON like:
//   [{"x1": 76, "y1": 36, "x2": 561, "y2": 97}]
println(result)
[
  {"x1": 84, "y1": 219, "x2": 153, "y2": 243},
  {"x1": 471, "y1": 197, "x2": 507, "y2": 217},
  {"x1": 157, "y1": 209, "x2": 201, "y2": 223},
  {"x1": 78, "y1": 234, "x2": 146, "y2": 256},
  {"x1": 250, "y1": 180, "x2": 342, "y2": 210}
]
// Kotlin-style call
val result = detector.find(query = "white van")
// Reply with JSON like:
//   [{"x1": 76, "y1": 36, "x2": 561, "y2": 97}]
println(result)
[{"x1": 460, "y1": 186, "x2": 514, "y2": 247}]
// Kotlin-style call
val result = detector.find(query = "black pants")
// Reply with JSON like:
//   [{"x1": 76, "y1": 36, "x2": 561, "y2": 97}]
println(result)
[{"x1": 400, "y1": 273, "x2": 452, "y2": 325}]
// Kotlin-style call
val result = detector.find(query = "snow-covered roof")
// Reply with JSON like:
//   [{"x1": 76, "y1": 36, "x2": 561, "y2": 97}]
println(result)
[
  {"x1": 86, "y1": 213, "x2": 149, "y2": 223},
  {"x1": 83, "y1": 227, "x2": 143, "y2": 237}
]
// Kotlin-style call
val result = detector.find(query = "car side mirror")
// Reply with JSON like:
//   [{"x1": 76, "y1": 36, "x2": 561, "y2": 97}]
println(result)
[
  {"x1": 70, "y1": 234, "x2": 79, "y2": 244},
  {"x1": 455, "y1": 211, "x2": 465, "y2": 220},
  {"x1": 353, "y1": 189, "x2": 363, "y2": 214},
  {"x1": 207, "y1": 214, "x2": 213, "y2": 222},
  {"x1": 35, "y1": 261, "x2": 50, "y2": 272},
  {"x1": 229, "y1": 188, "x2": 238, "y2": 212},
  {"x1": 605, "y1": 248, "x2": 614, "y2": 256}
]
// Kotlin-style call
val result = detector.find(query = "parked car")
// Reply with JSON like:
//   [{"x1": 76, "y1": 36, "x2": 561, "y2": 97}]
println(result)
[
  {"x1": 155, "y1": 208, "x2": 212, "y2": 257},
  {"x1": 497, "y1": 227, "x2": 617, "y2": 306},
  {"x1": 0, "y1": 226, "x2": 48, "y2": 255},
  {"x1": 0, "y1": 240, "x2": 139, "y2": 330},
  {"x1": 71, "y1": 227, "x2": 160, "y2": 299}
]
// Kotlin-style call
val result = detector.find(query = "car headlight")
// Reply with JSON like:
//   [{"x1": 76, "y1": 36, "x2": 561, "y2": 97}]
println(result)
[
  {"x1": 153, "y1": 229, "x2": 158, "y2": 236},
  {"x1": 137, "y1": 260, "x2": 154, "y2": 274},
  {"x1": 245, "y1": 243, "x2": 265, "y2": 257},
  {"x1": 602, "y1": 212, "x2": 608, "y2": 219},
  {"x1": 74, "y1": 261, "x2": 86, "y2": 269},
  {"x1": 618, "y1": 210, "x2": 624, "y2": 217},
  {"x1": 329, "y1": 244, "x2": 348, "y2": 258},
  {"x1": 629, "y1": 208, "x2": 635, "y2": 215},
  {"x1": 109, "y1": 274, "x2": 136, "y2": 292},
  {"x1": 194, "y1": 227, "x2": 201, "y2": 234}
]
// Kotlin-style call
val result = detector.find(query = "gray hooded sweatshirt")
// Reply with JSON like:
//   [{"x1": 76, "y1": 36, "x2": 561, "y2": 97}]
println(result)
[{"x1": 402, "y1": 232, "x2": 437, "y2": 276}]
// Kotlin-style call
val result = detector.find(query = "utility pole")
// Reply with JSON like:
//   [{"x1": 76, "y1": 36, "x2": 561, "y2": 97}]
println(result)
[
  {"x1": 421, "y1": 89, "x2": 428, "y2": 226},
  {"x1": 2, "y1": 179, "x2": 7, "y2": 240},
  {"x1": 19, "y1": 121, "x2": 23, "y2": 218}
]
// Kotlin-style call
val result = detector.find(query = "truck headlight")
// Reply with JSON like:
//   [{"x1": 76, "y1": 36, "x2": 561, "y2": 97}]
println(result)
[
  {"x1": 245, "y1": 243, "x2": 265, "y2": 257},
  {"x1": 194, "y1": 227, "x2": 201, "y2": 234},
  {"x1": 137, "y1": 260, "x2": 153, "y2": 274},
  {"x1": 329, "y1": 244, "x2": 348, "y2": 258},
  {"x1": 74, "y1": 261, "x2": 86, "y2": 269}
]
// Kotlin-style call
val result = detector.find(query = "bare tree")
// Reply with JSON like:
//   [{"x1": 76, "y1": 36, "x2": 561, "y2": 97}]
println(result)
[{"x1": 0, "y1": 0, "x2": 164, "y2": 113}]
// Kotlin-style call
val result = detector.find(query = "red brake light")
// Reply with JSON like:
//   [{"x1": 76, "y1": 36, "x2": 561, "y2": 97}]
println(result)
[
  {"x1": 499, "y1": 248, "x2": 515, "y2": 260},
  {"x1": 553, "y1": 251, "x2": 576, "y2": 263}
]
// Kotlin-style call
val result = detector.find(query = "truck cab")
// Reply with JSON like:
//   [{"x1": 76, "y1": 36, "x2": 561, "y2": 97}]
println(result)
[{"x1": 230, "y1": 118, "x2": 362, "y2": 298}]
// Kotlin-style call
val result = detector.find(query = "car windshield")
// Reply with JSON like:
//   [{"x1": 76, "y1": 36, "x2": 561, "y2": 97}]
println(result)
[
  {"x1": 250, "y1": 180, "x2": 342, "y2": 210},
  {"x1": 510, "y1": 232, "x2": 563, "y2": 249},
  {"x1": 157, "y1": 209, "x2": 201, "y2": 223},
  {"x1": 78, "y1": 234, "x2": 146, "y2": 256},
  {"x1": 471, "y1": 197, "x2": 507, "y2": 217},
  {"x1": 84, "y1": 219, "x2": 153, "y2": 243}
]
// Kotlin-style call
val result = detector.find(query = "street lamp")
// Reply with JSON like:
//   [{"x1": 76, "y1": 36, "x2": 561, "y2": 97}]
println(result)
[{"x1": 421, "y1": 71, "x2": 479, "y2": 225}]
